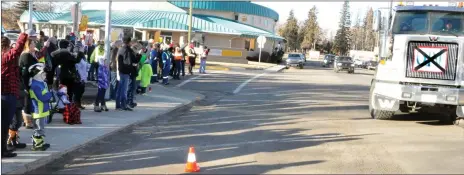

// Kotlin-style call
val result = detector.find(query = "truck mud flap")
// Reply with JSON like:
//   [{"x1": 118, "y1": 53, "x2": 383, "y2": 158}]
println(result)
[{"x1": 373, "y1": 94, "x2": 400, "y2": 111}]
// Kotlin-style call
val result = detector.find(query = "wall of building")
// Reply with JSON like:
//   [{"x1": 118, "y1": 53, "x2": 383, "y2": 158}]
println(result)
[
  {"x1": 237, "y1": 13, "x2": 275, "y2": 33},
  {"x1": 203, "y1": 34, "x2": 246, "y2": 49},
  {"x1": 183, "y1": 8, "x2": 276, "y2": 34},
  {"x1": 189, "y1": 9, "x2": 235, "y2": 20},
  {"x1": 201, "y1": 46, "x2": 248, "y2": 64}
]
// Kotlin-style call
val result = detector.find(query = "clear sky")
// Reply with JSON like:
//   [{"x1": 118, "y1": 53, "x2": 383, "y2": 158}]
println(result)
[{"x1": 81, "y1": 1, "x2": 451, "y2": 36}]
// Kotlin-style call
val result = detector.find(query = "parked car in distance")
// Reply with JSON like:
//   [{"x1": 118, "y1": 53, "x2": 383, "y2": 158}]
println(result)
[
  {"x1": 334, "y1": 56, "x2": 355, "y2": 74},
  {"x1": 354, "y1": 59, "x2": 364, "y2": 68},
  {"x1": 322, "y1": 54, "x2": 336, "y2": 67},
  {"x1": 301, "y1": 53, "x2": 307, "y2": 62},
  {"x1": 367, "y1": 61, "x2": 378, "y2": 70},
  {"x1": 286, "y1": 53, "x2": 305, "y2": 69},
  {"x1": 5, "y1": 30, "x2": 20, "y2": 34}
]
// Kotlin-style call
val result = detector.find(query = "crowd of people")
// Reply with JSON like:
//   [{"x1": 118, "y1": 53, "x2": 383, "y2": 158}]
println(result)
[{"x1": 1, "y1": 29, "x2": 210, "y2": 158}]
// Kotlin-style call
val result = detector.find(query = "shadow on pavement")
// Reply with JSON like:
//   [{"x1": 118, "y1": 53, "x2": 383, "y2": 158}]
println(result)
[{"x1": 30, "y1": 66, "x2": 445, "y2": 174}]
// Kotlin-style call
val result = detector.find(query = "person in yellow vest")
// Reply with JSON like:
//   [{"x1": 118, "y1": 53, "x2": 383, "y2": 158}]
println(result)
[
  {"x1": 136, "y1": 58, "x2": 153, "y2": 95},
  {"x1": 90, "y1": 41, "x2": 109, "y2": 112},
  {"x1": 28, "y1": 63, "x2": 52, "y2": 151}
]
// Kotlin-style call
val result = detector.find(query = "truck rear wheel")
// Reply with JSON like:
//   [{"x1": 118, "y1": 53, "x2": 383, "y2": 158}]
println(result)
[{"x1": 369, "y1": 83, "x2": 395, "y2": 120}]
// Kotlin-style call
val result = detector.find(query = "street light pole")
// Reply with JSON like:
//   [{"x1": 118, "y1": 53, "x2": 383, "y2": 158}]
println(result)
[
  {"x1": 73, "y1": 2, "x2": 79, "y2": 35},
  {"x1": 187, "y1": 0, "x2": 193, "y2": 44},
  {"x1": 104, "y1": 1, "x2": 112, "y2": 59},
  {"x1": 28, "y1": 0, "x2": 33, "y2": 30}
]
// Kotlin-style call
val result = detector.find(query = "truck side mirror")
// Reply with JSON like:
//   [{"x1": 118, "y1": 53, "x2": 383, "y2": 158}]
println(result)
[{"x1": 373, "y1": 10, "x2": 381, "y2": 32}]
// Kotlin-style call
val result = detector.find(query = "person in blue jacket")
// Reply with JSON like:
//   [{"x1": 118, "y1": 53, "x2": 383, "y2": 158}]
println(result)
[
  {"x1": 28, "y1": 63, "x2": 52, "y2": 151},
  {"x1": 161, "y1": 44, "x2": 173, "y2": 85},
  {"x1": 150, "y1": 43, "x2": 161, "y2": 83}
]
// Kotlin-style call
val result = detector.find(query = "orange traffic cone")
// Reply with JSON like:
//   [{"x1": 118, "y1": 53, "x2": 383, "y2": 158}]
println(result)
[{"x1": 185, "y1": 146, "x2": 200, "y2": 172}]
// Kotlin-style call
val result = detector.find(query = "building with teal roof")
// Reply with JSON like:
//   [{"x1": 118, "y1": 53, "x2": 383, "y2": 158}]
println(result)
[{"x1": 19, "y1": 1, "x2": 285, "y2": 62}]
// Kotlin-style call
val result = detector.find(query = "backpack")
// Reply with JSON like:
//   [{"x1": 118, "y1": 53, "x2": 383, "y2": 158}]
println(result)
[
  {"x1": 122, "y1": 46, "x2": 133, "y2": 67},
  {"x1": 63, "y1": 103, "x2": 82, "y2": 125}
]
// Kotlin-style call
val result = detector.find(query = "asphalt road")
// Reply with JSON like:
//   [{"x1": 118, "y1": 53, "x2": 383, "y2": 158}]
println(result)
[{"x1": 33, "y1": 61, "x2": 464, "y2": 174}]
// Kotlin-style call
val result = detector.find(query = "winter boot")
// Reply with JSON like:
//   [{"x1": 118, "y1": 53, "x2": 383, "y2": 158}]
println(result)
[
  {"x1": 22, "y1": 112, "x2": 34, "y2": 129},
  {"x1": 31, "y1": 136, "x2": 50, "y2": 151},
  {"x1": 77, "y1": 101, "x2": 85, "y2": 110},
  {"x1": 94, "y1": 105, "x2": 102, "y2": 112},
  {"x1": 101, "y1": 105, "x2": 109, "y2": 112},
  {"x1": 7, "y1": 130, "x2": 27, "y2": 151}
]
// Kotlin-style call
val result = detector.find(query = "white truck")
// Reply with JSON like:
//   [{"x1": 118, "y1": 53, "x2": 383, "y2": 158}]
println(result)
[{"x1": 369, "y1": 3, "x2": 464, "y2": 124}]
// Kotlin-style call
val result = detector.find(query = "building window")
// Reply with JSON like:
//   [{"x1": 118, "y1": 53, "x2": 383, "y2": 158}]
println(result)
[
  {"x1": 241, "y1": 15, "x2": 247, "y2": 22},
  {"x1": 235, "y1": 15, "x2": 239, "y2": 21}
]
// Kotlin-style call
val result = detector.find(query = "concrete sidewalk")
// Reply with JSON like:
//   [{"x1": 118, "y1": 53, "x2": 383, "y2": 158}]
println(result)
[{"x1": 1, "y1": 84, "x2": 204, "y2": 174}]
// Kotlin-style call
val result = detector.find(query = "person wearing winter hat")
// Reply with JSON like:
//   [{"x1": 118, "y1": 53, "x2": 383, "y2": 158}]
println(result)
[
  {"x1": 92, "y1": 41, "x2": 110, "y2": 112},
  {"x1": 161, "y1": 44, "x2": 173, "y2": 85},
  {"x1": 18, "y1": 35, "x2": 51, "y2": 129},
  {"x1": 136, "y1": 57, "x2": 152, "y2": 94},
  {"x1": 28, "y1": 63, "x2": 52, "y2": 151}
]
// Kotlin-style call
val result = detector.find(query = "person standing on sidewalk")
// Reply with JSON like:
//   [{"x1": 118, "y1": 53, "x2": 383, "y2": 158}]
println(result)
[
  {"x1": 186, "y1": 43, "x2": 197, "y2": 75},
  {"x1": 136, "y1": 58, "x2": 152, "y2": 95},
  {"x1": 161, "y1": 44, "x2": 173, "y2": 85},
  {"x1": 87, "y1": 40, "x2": 97, "y2": 81},
  {"x1": 7, "y1": 77, "x2": 28, "y2": 151},
  {"x1": 19, "y1": 31, "x2": 51, "y2": 129},
  {"x1": 150, "y1": 43, "x2": 161, "y2": 84},
  {"x1": 28, "y1": 63, "x2": 52, "y2": 151},
  {"x1": 199, "y1": 46, "x2": 209, "y2": 74},
  {"x1": 180, "y1": 44, "x2": 187, "y2": 77},
  {"x1": 127, "y1": 40, "x2": 142, "y2": 109},
  {"x1": 110, "y1": 40, "x2": 122, "y2": 100},
  {"x1": 173, "y1": 46, "x2": 183, "y2": 80},
  {"x1": 92, "y1": 41, "x2": 110, "y2": 112},
  {"x1": 1, "y1": 32, "x2": 28, "y2": 158},
  {"x1": 115, "y1": 36, "x2": 134, "y2": 111},
  {"x1": 74, "y1": 46, "x2": 90, "y2": 110}
]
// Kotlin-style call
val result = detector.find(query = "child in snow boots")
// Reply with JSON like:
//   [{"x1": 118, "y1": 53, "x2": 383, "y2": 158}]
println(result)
[
  {"x1": 28, "y1": 63, "x2": 52, "y2": 151},
  {"x1": 136, "y1": 58, "x2": 153, "y2": 95}
]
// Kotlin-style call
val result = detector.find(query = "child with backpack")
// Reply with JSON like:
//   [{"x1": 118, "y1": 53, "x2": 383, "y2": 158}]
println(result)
[{"x1": 28, "y1": 63, "x2": 52, "y2": 151}]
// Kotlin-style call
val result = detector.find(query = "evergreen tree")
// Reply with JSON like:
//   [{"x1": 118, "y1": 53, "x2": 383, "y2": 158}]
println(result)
[
  {"x1": 363, "y1": 7, "x2": 376, "y2": 51},
  {"x1": 333, "y1": 0, "x2": 352, "y2": 56},
  {"x1": 302, "y1": 6, "x2": 319, "y2": 51},
  {"x1": 282, "y1": 10, "x2": 299, "y2": 52}
]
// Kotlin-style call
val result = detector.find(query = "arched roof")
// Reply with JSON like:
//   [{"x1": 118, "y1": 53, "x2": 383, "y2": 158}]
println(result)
[{"x1": 168, "y1": 1, "x2": 279, "y2": 21}]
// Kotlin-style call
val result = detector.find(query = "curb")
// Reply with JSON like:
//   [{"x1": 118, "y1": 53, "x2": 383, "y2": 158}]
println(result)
[{"x1": 5, "y1": 93, "x2": 205, "y2": 175}]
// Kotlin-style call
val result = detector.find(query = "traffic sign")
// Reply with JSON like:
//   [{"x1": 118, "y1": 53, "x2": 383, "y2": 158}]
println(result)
[
  {"x1": 79, "y1": 15, "x2": 88, "y2": 31},
  {"x1": 257, "y1": 35, "x2": 266, "y2": 49},
  {"x1": 256, "y1": 35, "x2": 266, "y2": 63}
]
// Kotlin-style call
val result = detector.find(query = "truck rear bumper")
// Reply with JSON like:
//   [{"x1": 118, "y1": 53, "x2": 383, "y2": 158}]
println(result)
[{"x1": 373, "y1": 80, "x2": 462, "y2": 106}]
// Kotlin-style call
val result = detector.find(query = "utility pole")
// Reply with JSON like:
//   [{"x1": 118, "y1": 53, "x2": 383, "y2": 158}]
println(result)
[
  {"x1": 382, "y1": 0, "x2": 392, "y2": 59},
  {"x1": 104, "y1": 1, "x2": 112, "y2": 60},
  {"x1": 28, "y1": 0, "x2": 33, "y2": 30},
  {"x1": 104, "y1": 1, "x2": 112, "y2": 100},
  {"x1": 187, "y1": 0, "x2": 193, "y2": 44},
  {"x1": 72, "y1": 2, "x2": 79, "y2": 35}
]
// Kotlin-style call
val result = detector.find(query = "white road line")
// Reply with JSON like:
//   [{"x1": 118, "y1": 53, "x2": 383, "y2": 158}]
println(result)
[
  {"x1": 175, "y1": 71, "x2": 218, "y2": 88},
  {"x1": 175, "y1": 75, "x2": 205, "y2": 88},
  {"x1": 233, "y1": 73, "x2": 266, "y2": 94}
]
